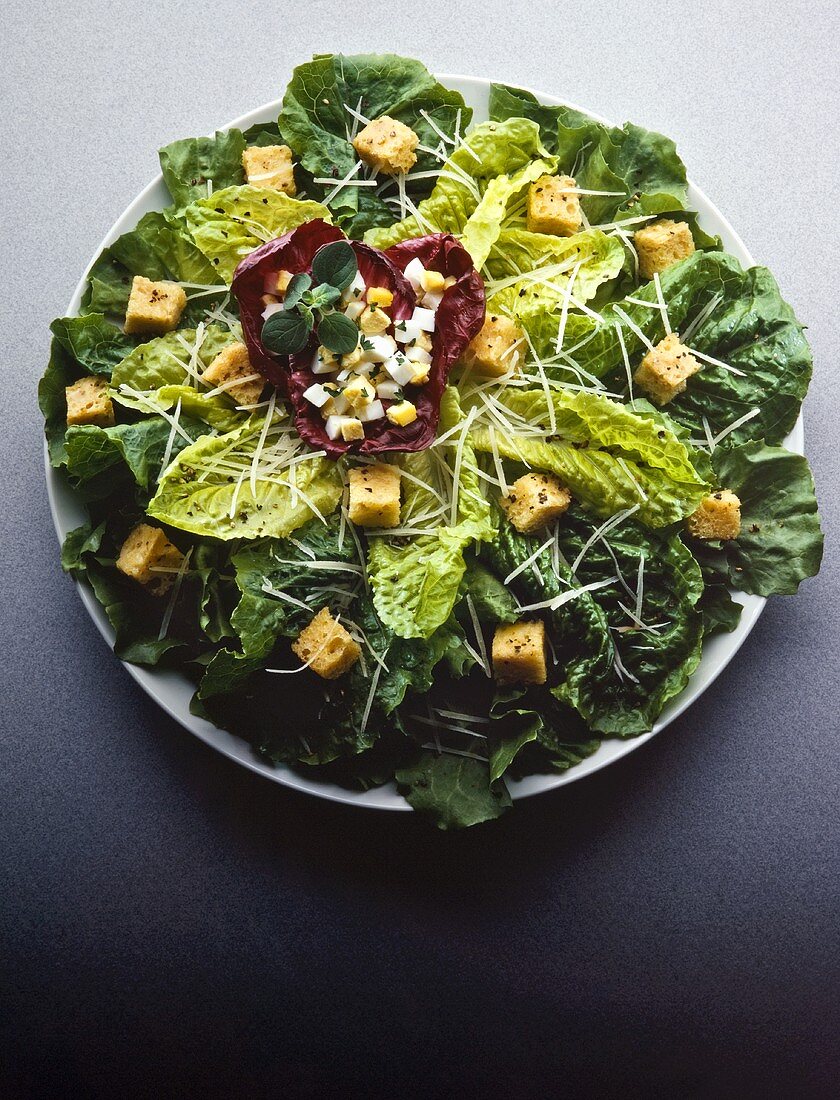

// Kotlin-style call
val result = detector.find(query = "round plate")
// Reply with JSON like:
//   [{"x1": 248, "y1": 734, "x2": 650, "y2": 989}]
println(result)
[{"x1": 46, "y1": 74, "x2": 803, "y2": 812}]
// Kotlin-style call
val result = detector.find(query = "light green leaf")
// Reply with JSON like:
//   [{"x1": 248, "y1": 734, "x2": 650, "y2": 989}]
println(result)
[
  {"x1": 111, "y1": 324, "x2": 240, "y2": 392},
  {"x1": 468, "y1": 387, "x2": 708, "y2": 526},
  {"x1": 185, "y1": 186, "x2": 331, "y2": 281},
  {"x1": 159, "y1": 130, "x2": 247, "y2": 210},
  {"x1": 147, "y1": 415, "x2": 343, "y2": 539}
]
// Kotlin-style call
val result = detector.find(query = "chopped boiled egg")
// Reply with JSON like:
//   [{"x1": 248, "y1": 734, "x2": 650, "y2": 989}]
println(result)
[
  {"x1": 406, "y1": 346, "x2": 431, "y2": 365},
  {"x1": 302, "y1": 383, "x2": 332, "y2": 408},
  {"x1": 262, "y1": 301, "x2": 285, "y2": 321},
  {"x1": 344, "y1": 300, "x2": 365, "y2": 322},
  {"x1": 343, "y1": 271, "x2": 366, "y2": 302},
  {"x1": 362, "y1": 334, "x2": 398, "y2": 363},
  {"x1": 325, "y1": 415, "x2": 363, "y2": 441},
  {"x1": 411, "y1": 306, "x2": 436, "y2": 332},
  {"x1": 384, "y1": 354, "x2": 416, "y2": 386},
  {"x1": 343, "y1": 375, "x2": 376, "y2": 409},
  {"x1": 367, "y1": 287, "x2": 393, "y2": 308},
  {"x1": 386, "y1": 400, "x2": 418, "y2": 427},
  {"x1": 357, "y1": 399, "x2": 385, "y2": 422},
  {"x1": 376, "y1": 380, "x2": 402, "y2": 400},
  {"x1": 403, "y1": 257, "x2": 425, "y2": 292},
  {"x1": 420, "y1": 270, "x2": 445, "y2": 295}
]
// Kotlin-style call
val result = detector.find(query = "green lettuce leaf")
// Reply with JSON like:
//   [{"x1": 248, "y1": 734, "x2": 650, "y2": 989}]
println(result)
[
  {"x1": 111, "y1": 324, "x2": 239, "y2": 391},
  {"x1": 279, "y1": 53, "x2": 470, "y2": 234},
  {"x1": 489, "y1": 83, "x2": 688, "y2": 224},
  {"x1": 159, "y1": 130, "x2": 247, "y2": 210},
  {"x1": 395, "y1": 751, "x2": 512, "y2": 829},
  {"x1": 364, "y1": 118, "x2": 551, "y2": 257},
  {"x1": 184, "y1": 186, "x2": 331, "y2": 282},
  {"x1": 690, "y1": 442, "x2": 823, "y2": 596},
  {"x1": 367, "y1": 389, "x2": 496, "y2": 639},
  {"x1": 468, "y1": 387, "x2": 708, "y2": 526},
  {"x1": 147, "y1": 413, "x2": 343, "y2": 539},
  {"x1": 39, "y1": 315, "x2": 137, "y2": 466}
]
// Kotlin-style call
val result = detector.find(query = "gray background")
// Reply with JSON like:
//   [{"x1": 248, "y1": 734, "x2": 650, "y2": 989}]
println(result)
[{"x1": 3, "y1": 1, "x2": 839, "y2": 1096}]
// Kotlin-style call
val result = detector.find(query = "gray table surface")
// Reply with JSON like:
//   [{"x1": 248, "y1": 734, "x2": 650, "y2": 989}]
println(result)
[{"x1": 3, "y1": 2, "x2": 839, "y2": 1096}]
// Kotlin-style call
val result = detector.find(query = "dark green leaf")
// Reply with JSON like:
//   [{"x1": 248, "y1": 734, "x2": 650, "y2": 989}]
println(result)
[
  {"x1": 311, "y1": 240, "x2": 357, "y2": 290},
  {"x1": 261, "y1": 309, "x2": 310, "y2": 354},
  {"x1": 396, "y1": 751, "x2": 512, "y2": 829},
  {"x1": 159, "y1": 129, "x2": 247, "y2": 210},
  {"x1": 283, "y1": 272, "x2": 311, "y2": 309},
  {"x1": 317, "y1": 310, "x2": 359, "y2": 354}
]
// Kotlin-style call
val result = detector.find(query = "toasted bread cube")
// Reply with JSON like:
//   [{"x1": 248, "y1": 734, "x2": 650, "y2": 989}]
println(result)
[
  {"x1": 687, "y1": 490, "x2": 742, "y2": 540},
  {"x1": 241, "y1": 144, "x2": 296, "y2": 195},
  {"x1": 492, "y1": 620, "x2": 547, "y2": 685},
  {"x1": 634, "y1": 333, "x2": 701, "y2": 405},
  {"x1": 348, "y1": 463, "x2": 401, "y2": 528},
  {"x1": 125, "y1": 276, "x2": 187, "y2": 335},
  {"x1": 634, "y1": 219, "x2": 695, "y2": 281},
  {"x1": 367, "y1": 287, "x2": 393, "y2": 308},
  {"x1": 65, "y1": 375, "x2": 115, "y2": 427},
  {"x1": 292, "y1": 606, "x2": 361, "y2": 679},
  {"x1": 462, "y1": 313, "x2": 524, "y2": 377},
  {"x1": 202, "y1": 342, "x2": 263, "y2": 406},
  {"x1": 359, "y1": 304, "x2": 391, "y2": 335},
  {"x1": 352, "y1": 115, "x2": 418, "y2": 176},
  {"x1": 116, "y1": 523, "x2": 184, "y2": 596},
  {"x1": 501, "y1": 472, "x2": 572, "y2": 534},
  {"x1": 526, "y1": 174, "x2": 583, "y2": 237},
  {"x1": 385, "y1": 400, "x2": 417, "y2": 427}
]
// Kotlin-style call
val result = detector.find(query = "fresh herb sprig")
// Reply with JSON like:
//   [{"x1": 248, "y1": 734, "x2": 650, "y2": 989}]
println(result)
[{"x1": 261, "y1": 240, "x2": 361, "y2": 357}]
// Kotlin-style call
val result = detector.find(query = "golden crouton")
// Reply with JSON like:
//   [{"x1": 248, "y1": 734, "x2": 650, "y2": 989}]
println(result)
[
  {"x1": 352, "y1": 116, "x2": 419, "y2": 176},
  {"x1": 125, "y1": 276, "x2": 187, "y2": 335},
  {"x1": 634, "y1": 219, "x2": 695, "y2": 281},
  {"x1": 116, "y1": 524, "x2": 185, "y2": 596},
  {"x1": 526, "y1": 174, "x2": 583, "y2": 237},
  {"x1": 501, "y1": 473, "x2": 572, "y2": 534},
  {"x1": 65, "y1": 375, "x2": 115, "y2": 427},
  {"x1": 201, "y1": 342, "x2": 264, "y2": 406},
  {"x1": 687, "y1": 490, "x2": 742, "y2": 540},
  {"x1": 241, "y1": 145, "x2": 296, "y2": 195},
  {"x1": 634, "y1": 333, "x2": 701, "y2": 405},
  {"x1": 462, "y1": 314, "x2": 524, "y2": 377},
  {"x1": 291, "y1": 607, "x2": 361, "y2": 679},
  {"x1": 347, "y1": 463, "x2": 401, "y2": 528},
  {"x1": 492, "y1": 620, "x2": 547, "y2": 685}
]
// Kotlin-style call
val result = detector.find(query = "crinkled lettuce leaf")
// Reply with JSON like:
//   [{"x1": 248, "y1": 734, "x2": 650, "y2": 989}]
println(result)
[
  {"x1": 485, "y1": 227, "x2": 625, "y2": 316},
  {"x1": 184, "y1": 186, "x2": 331, "y2": 282},
  {"x1": 159, "y1": 130, "x2": 248, "y2": 210},
  {"x1": 279, "y1": 53, "x2": 471, "y2": 235},
  {"x1": 365, "y1": 118, "x2": 552, "y2": 259},
  {"x1": 147, "y1": 413, "x2": 343, "y2": 539},
  {"x1": 111, "y1": 324, "x2": 239, "y2": 391},
  {"x1": 489, "y1": 83, "x2": 688, "y2": 224},
  {"x1": 39, "y1": 315, "x2": 138, "y2": 465},
  {"x1": 395, "y1": 751, "x2": 512, "y2": 830},
  {"x1": 690, "y1": 441, "x2": 823, "y2": 596},
  {"x1": 367, "y1": 389, "x2": 496, "y2": 639},
  {"x1": 468, "y1": 387, "x2": 708, "y2": 526}
]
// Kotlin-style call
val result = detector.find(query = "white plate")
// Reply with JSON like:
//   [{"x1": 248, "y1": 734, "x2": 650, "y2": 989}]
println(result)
[{"x1": 45, "y1": 74, "x2": 803, "y2": 812}]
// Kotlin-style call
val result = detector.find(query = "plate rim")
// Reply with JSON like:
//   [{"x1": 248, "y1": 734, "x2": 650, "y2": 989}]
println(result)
[{"x1": 44, "y1": 70, "x2": 803, "y2": 813}]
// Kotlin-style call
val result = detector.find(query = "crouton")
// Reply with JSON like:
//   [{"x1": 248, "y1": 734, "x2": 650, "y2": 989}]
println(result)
[
  {"x1": 687, "y1": 490, "x2": 742, "y2": 540},
  {"x1": 347, "y1": 463, "x2": 401, "y2": 528},
  {"x1": 526, "y1": 174, "x2": 583, "y2": 237},
  {"x1": 634, "y1": 219, "x2": 695, "y2": 281},
  {"x1": 65, "y1": 375, "x2": 115, "y2": 427},
  {"x1": 201, "y1": 342, "x2": 264, "y2": 406},
  {"x1": 116, "y1": 524, "x2": 185, "y2": 596},
  {"x1": 291, "y1": 606, "x2": 361, "y2": 679},
  {"x1": 634, "y1": 333, "x2": 701, "y2": 405},
  {"x1": 124, "y1": 276, "x2": 187, "y2": 335},
  {"x1": 352, "y1": 115, "x2": 418, "y2": 176},
  {"x1": 492, "y1": 620, "x2": 547, "y2": 685},
  {"x1": 501, "y1": 473, "x2": 571, "y2": 534},
  {"x1": 241, "y1": 144, "x2": 296, "y2": 195},
  {"x1": 462, "y1": 313, "x2": 524, "y2": 377}
]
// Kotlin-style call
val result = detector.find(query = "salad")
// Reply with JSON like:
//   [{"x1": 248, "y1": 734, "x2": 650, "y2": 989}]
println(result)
[{"x1": 41, "y1": 53, "x2": 823, "y2": 828}]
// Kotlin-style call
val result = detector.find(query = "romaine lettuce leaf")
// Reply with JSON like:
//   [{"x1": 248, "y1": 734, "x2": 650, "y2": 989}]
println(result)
[
  {"x1": 184, "y1": 186, "x2": 331, "y2": 282},
  {"x1": 279, "y1": 53, "x2": 471, "y2": 234},
  {"x1": 110, "y1": 324, "x2": 239, "y2": 391},
  {"x1": 147, "y1": 413, "x2": 343, "y2": 539},
  {"x1": 489, "y1": 83, "x2": 688, "y2": 224},
  {"x1": 395, "y1": 751, "x2": 512, "y2": 829},
  {"x1": 367, "y1": 389, "x2": 496, "y2": 639},
  {"x1": 468, "y1": 387, "x2": 708, "y2": 526},
  {"x1": 159, "y1": 130, "x2": 247, "y2": 210},
  {"x1": 365, "y1": 118, "x2": 552, "y2": 258},
  {"x1": 689, "y1": 442, "x2": 823, "y2": 596}
]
